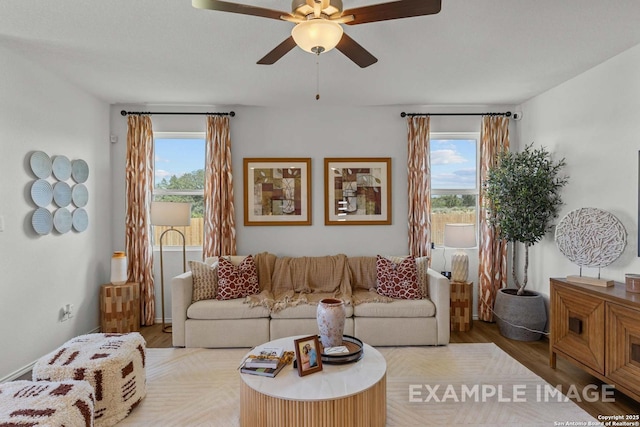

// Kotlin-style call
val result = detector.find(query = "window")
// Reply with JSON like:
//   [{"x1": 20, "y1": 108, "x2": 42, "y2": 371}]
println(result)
[
  {"x1": 430, "y1": 133, "x2": 479, "y2": 247},
  {"x1": 153, "y1": 132, "x2": 205, "y2": 247}
]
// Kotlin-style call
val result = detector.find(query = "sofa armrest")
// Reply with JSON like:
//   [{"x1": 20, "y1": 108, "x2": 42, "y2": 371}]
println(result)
[
  {"x1": 427, "y1": 268, "x2": 450, "y2": 345},
  {"x1": 171, "y1": 271, "x2": 194, "y2": 347}
]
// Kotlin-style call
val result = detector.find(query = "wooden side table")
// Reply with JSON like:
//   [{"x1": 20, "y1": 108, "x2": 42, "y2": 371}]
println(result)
[
  {"x1": 100, "y1": 282, "x2": 140, "y2": 333},
  {"x1": 450, "y1": 281, "x2": 472, "y2": 332}
]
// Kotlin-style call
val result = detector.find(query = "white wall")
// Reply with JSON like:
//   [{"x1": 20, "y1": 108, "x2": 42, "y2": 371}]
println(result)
[
  {"x1": 0, "y1": 45, "x2": 111, "y2": 380},
  {"x1": 516, "y1": 43, "x2": 640, "y2": 297},
  {"x1": 109, "y1": 104, "x2": 515, "y2": 323}
]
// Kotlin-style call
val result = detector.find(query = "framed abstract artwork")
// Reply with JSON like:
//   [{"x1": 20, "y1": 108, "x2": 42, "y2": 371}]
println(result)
[
  {"x1": 324, "y1": 157, "x2": 391, "y2": 225},
  {"x1": 243, "y1": 158, "x2": 311, "y2": 226}
]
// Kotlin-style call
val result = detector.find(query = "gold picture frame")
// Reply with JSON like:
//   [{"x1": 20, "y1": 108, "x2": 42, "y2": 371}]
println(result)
[
  {"x1": 293, "y1": 335, "x2": 323, "y2": 377},
  {"x1": 244, "y1": 158, "x2": 311, "y2": 226},
  {"x1": 324, "y1": 157, "x2": 392, "y2": 225}
]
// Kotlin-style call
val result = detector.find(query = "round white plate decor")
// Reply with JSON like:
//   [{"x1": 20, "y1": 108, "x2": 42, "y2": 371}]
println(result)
[
  {"x1": 71, "y1": 159, "x2": 89, "y2": 183},
  {"x1": 53, "y1": 208, "x2": 73, "y2": 233},
  {"x1": 72, "y1": 208, "x2": 89, "y2": 232},
  {"x1": 31, "y1": 179, "x2": 53, "y2": 207},
  {"x1": 53, "y1": 182, "x2": 72, "y2": 207},
  {"x1": 52, "y1": 155, "x2": 72, "y2": 181},
  {"x1": 32, "y1": 208, "x2": 53, "y2": 235},
  {"x1": 30, "y1": 151, "x2": 52, "y2": 179},
  {"x1": 71, "y1": 184, "x2": 89, "y2": 207},
  {"x1": 555, "y1": 207, "x2": 627, "y2": 268}
]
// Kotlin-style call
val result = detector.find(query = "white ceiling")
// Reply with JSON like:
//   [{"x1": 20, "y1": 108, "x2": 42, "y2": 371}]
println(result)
[{"x1": 2, "y1": 0, "x2": 640, "y2": 107}]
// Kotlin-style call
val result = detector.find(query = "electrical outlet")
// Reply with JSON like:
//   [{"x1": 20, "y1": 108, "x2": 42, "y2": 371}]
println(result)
[{"x1": 61, "y1": 303, "x2": 74, "y2": 321}]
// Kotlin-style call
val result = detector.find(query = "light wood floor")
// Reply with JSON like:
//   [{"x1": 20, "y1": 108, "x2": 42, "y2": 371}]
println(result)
[{"x1": 140, "y1": 320, "x2": 640, "y2": 418}]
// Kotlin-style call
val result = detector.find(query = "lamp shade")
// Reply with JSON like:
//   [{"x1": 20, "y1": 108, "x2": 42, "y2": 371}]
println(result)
[
  {"x1": 443, "y1": 224, "x2": 476, "y2": 249},
  {"x1": 150, "y1": 201, "x2": 191, "y2": 226},
  {"x1": 291, "y1": 19, "x2": 344, "y2": 53}
]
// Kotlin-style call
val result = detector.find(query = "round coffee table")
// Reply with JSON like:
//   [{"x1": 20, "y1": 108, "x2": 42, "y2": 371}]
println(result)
[{"x1": 239, "y1": 335, "x2": 386, "y2": 427}]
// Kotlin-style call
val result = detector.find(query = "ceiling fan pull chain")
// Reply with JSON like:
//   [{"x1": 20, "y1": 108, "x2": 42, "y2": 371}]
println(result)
[{"x1": 316, "y1": 52, "x2": 321, "y2": 100}]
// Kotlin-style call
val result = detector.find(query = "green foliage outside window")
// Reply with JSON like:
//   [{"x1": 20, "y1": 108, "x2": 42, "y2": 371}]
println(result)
[{"x1": 155, "y1": 169, "x2": 205, "y2": 218}]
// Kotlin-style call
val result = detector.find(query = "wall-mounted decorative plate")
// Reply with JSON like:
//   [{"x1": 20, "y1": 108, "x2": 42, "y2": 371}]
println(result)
[
  {"x1": 30, "y1": 151, "x2": 52, "y2": 179},
  {"x1": 32, "y1": 208, "x2": 53, "y2": 235},
  {"x1": 52, "y1": 155, "x2": 72, "y2": 181},
  {"x1": 31, "y1": 179, "x2": 53, "y2": 207},
  {"x1": 72, "y1": 184, "x2": 88, "y2": 207},
  {"x1": 53, "y1": 182, "x2": 72, "y2": 207},
  {"x1": 53, "y1": 208, "x2": 72, "y2": 233},
  {"x1": 71, "y1": 159, "x2": 89, "y2": 183},
  {"x1": 72, "y1": 208, "x2": 89, "y2": 232},
  {"x1": 555, "y1": 207, "x2": 627, "y2": 268}
]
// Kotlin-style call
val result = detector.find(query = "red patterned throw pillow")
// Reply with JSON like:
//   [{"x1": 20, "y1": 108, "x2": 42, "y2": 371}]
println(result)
[
  {"x1": 216, "y1": 255, "x2": 260, "y2": 300},
  {"x1": 376, "y1": 255, "x2": 422, "y2": 299}
]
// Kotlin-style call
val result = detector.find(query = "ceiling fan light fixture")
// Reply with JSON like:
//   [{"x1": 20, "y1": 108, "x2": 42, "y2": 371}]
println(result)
[{"x1": 291, "y1": 19, "x2": 343, "y2": 54}]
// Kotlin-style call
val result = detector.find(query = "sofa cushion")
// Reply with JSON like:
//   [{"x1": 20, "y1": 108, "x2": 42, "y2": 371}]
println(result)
[
  {"x1": 217, "y1": 255, "x2": 260, "y2": 300},
  {"x1": 348, "y1": 256, "x2": 377, "y2": 291},
  {"x1": 270, "y1": 301, "x2": 354, "y2": 319},
  {"x1": 188, "y1": 298, "x2": 270, "y2": 320},
  {"x1": 348, "y1": 255, "x2": 430, "y2": 298},
  {"x1": 190, "y1": 260, "x2": 218, "y2": 302},
  {"x1": 353, "y1": 298, "x2": 436, "y2": 318},
  {"x1": 376, "y1": 255, "x2": 422, "y2": 299},
  {"x1": 384, "y1": 255, "x2": 431, "y2": 299}
]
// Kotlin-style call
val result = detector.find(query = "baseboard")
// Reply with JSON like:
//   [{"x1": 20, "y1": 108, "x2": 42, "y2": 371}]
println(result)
[
  {"x1": 0, "y1": 362, "x2": 36, "y2": 383},
  {"x1": 0, "y1": 326, "x2": 101, "y2": 384}
]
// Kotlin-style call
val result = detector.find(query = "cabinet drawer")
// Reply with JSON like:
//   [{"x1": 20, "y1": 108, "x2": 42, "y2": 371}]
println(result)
[
  {"x1": 606, "y1": 302, "x2": 640, "y2": 394},
  {"x1": 551, "y1": 284, "x2": 605, "y2": 374}
]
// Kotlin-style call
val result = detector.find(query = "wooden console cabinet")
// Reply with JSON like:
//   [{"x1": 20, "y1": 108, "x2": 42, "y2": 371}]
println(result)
[{"x1": 550, "y1": 277, "x2": 640, "y2": 401}]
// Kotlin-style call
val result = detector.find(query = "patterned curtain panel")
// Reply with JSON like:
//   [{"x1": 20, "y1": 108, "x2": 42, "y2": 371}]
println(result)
[
  {"x1": 478, "y1": 116, "x2": 510, "y2": 322},
  {"x1": 125, "y1": 115, "x2": 155, "y2": 326},
  {"x1": 407, "y1": 116, "x2": 431, "y2": 260},
  {"x1": 203, "y1": 115, "x2": 237, "y2": 258}
]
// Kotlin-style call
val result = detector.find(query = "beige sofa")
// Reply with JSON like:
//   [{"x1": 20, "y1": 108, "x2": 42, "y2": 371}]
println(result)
[{"x1": 171, "y1": 253, "x2": 450, "y2": 348}]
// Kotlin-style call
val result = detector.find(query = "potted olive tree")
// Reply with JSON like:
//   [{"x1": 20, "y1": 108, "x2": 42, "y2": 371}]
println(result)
[{"x1": 484, "y1": 143, "x2": 568, "y2": 341}]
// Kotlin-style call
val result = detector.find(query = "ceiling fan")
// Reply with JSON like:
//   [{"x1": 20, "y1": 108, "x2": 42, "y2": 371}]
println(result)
[{"x1": 192, "y1": 0, "x2": 442, "y2": 68}]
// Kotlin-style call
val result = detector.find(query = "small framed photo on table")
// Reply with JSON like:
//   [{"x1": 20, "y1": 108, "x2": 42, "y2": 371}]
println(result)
[{"x1": 294, "y1": 335, "x2": 323, "y2": 377}]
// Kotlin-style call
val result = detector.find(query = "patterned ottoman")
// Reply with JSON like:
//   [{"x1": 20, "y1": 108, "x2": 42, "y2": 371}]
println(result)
[
  {"x1": 33, "y1": 333, "x2": 146, "y2": 427},
  {"x1": 0, "y1": 380, "x2": 94, "y2": 427}
]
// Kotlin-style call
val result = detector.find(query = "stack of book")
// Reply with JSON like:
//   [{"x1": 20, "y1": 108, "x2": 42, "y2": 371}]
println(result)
[{"x1": 240, "y1": 347, "x2": 288, "y2": 378}]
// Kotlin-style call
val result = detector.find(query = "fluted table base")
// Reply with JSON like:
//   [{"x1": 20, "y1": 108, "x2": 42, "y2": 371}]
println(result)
[{"x1": 240, "y1": 373, "x2": 386, "y2": 427}]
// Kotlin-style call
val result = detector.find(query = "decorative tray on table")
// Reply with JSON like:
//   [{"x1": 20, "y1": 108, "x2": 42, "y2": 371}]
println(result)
[{"x1": 318, "y1": 335, "x2": 364, "y2": 365}]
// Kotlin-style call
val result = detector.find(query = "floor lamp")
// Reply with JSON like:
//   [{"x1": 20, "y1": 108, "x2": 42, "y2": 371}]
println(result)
[
  {"x1": 443, "y1": 223, "x2": 477, "y2": 283},
  {"x1": 151, "y1": 201, "x2": 191, "y2": 333}
]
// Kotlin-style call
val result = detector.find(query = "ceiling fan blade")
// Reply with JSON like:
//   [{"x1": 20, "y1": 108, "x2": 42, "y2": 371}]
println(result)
[
  {"x1": 192, "y1": 0, "x2": 287, "y2": 21},
  {"x1": 343, "y1": 0, "x2": 441, "y2": 25},
  {"x1": 336, "y1": 33, "x2": 378, "y2": 68},
  {"x1": 257, "y1": 37, "x2": 298, "y2": 65}
]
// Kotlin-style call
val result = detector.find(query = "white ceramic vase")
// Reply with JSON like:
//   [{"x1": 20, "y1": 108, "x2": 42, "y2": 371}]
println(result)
[
  {"x1": 316, "y1": 298, "x2": 346, "y2": 348},
  {"x1": 110, "y1": 251, "x2": 128, "y2": 285}
]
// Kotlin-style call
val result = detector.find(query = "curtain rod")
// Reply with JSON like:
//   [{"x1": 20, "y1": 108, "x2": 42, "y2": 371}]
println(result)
[
  {"x1": 120, "y1": 110, "x2": 235, "y2": 117},
  {"x1": 400, "y1": 111, "x2": 511, "y2": 118}
]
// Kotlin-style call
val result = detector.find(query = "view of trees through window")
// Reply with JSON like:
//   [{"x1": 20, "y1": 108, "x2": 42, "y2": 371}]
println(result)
[
  {"x1": 430, "y1": 136, "x2": 479, "y2": 247},
  {"x1": 153, "y1": 134, "x2": 205, "y2": 247}
]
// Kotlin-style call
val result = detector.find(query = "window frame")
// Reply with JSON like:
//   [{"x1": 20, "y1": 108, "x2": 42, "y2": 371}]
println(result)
[
  {"x1": 430, "y1": 132, "x2": 480, "y2": 248},
  {"x1": 152, "y1": 131, "x2": 206, "y2": 250}
]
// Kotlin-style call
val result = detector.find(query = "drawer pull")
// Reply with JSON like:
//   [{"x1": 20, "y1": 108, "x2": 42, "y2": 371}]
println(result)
[
  {"x1": 632, "y1": 344, "x2": 640, "y2": 363},
  {"x1": 568, "y1": 316, "x2": 582, "y2": 334}
]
